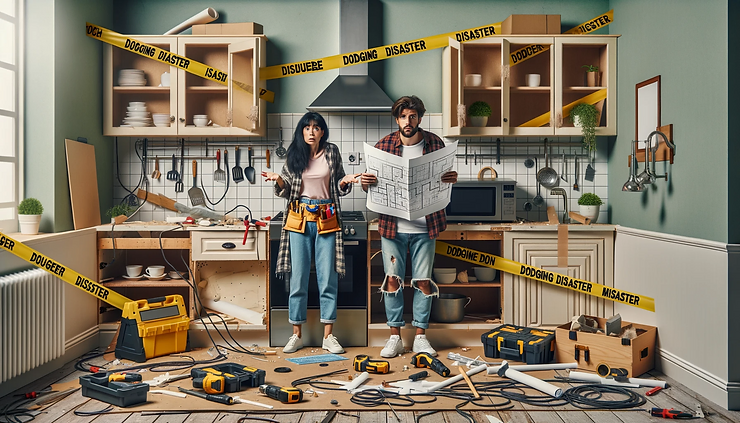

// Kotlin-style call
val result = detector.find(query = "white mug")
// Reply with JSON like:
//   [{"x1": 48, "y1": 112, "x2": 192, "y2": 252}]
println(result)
[
  {"x1": 145, "y1": 265, "x2": 165, "y2": 277},
  {"x1": 160, "y1": 72, "x2": 170, "y2": 87},
  {"x1": 526, "y1": 74, "x2": 541, "y2": 87},
  {"x1": 126, "y1": 265, "x2": 143, "y2": 277}
]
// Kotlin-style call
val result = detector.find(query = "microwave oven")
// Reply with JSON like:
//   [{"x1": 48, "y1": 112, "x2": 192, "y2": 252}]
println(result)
[{"x1": 445, "y1": 179, "x2": 517, "y2": 223}]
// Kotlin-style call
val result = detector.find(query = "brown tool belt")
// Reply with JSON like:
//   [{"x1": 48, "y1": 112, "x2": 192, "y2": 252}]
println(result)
[{"x1": 283, "y1": 200, "x2": 341, "y2": 235}]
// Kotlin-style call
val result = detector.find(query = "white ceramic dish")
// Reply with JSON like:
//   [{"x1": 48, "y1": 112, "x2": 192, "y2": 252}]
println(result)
[
  {"x1": 433, "y1": 268, "x2": 457, "y2": 284},
  {"x1": 472, "y1": 267, "x2": 497, "y2": 282},
  {"x1": 145, "y1": 275, "x2": 165, "y2": 281},
  {"x1": 122, "y1": 274, "x2": 144, "y2": 280}
]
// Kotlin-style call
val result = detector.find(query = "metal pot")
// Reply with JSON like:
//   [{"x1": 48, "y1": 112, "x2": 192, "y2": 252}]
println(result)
[{"x1": 431, "y1": 293, "x2": 471, "y2": 323}]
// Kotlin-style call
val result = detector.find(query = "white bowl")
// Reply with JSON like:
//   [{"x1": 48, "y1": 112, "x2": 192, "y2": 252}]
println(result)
[
  {"x1": 127, "y1": 111, "x2": 150, "y2": 118},
  {"x1": 129, "y1": 102, "x2": 146, "y2": 107},
  {"x1": 127, "y1": 106, "x2": 147, "y2": 112},
  {"x1": 193, "y1": 114, "x2": 208, "y2": 118},
  {"x1": 472, "y1": 267, "x2": 497, "y2": 282},
  {"x1": 433, "y1": 268, "x2": 457, "y2": 284},
  {"x1": 464, "y1": 74, "x2": 482, "y2": 87},
  {"x1": 194, "y1": 118, "x2": 208, "y2": 127}
]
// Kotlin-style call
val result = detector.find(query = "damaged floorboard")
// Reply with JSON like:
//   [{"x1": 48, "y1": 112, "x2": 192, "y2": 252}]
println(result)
[{"x1": 3, "y1": 355, "x2": 740, "y2": 423}]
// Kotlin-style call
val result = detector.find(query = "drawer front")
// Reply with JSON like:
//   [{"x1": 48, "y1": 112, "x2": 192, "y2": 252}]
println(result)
[{"x1": 192, "y1": 230, "x2": 266, "y2": 261}]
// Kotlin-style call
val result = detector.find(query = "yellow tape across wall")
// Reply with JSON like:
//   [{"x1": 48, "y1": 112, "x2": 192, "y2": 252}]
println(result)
[
  {"x1": 435, "y1": 241, "x2": 655, "y2": 312},
  {"x1": 0, "y1": 232, "x2": 132, "y2": 310},
  {"x1": 260, "y1": 23, "x2": 502, "y2": 80},
  {"x1": 85, "y1": 23, "x2": 275, "y2": 103},
  {"x1": 508, "y1": 10, "x2": 615, "y2": 67}
]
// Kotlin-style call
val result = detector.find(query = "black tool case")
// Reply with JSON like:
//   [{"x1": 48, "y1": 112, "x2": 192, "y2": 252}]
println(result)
[
  {"x1": 481, "y1": 324, "x2": 555, "y2": 364},
  {"x1": 79, "y1": 373, "x2": 149, "y2": 407}
]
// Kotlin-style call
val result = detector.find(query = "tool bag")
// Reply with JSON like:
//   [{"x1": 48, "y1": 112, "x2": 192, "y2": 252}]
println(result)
[
  {"x1": 481, "y1": 324, "x2": 555, "y2": 364},
  {"x1": 283, "y1": 201, "x2": 341, "y2": 235},
  {"x1": 283, "y1": 201, "x2": 306, "y2": 233},
  {"x1": 317, "y1": 204, "x2": 340, "y2": 234}
]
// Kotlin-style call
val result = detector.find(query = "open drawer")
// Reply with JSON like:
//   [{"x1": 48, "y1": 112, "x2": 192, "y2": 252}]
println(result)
[{"x1": 191, "y1": 229, "x2": 267, "y2": 261}]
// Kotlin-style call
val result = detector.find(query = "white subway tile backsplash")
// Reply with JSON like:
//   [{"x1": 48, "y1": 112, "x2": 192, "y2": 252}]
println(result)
[{"x1": 113, "y1": 113, "x2": 610, "y2": 224}]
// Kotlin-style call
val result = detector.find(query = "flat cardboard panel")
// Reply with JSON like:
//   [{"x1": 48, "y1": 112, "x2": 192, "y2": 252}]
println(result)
[
  {"x1": 502, "y1": 14, "x2": 547, "y2": 34},
  {"x1": 554, "y1": 315, "x2": 657, "y2": 377},
  {"x1": 65, "y1": 139, "x2": 101, "y2": 229},
  {"x1": 546, "y1": 15, "x2": 561, "y2": 34}
]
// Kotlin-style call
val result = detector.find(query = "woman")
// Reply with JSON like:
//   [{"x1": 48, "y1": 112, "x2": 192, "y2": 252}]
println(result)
[{"x1": 262, "y1": 112, "x2": 357, "y2": 354}]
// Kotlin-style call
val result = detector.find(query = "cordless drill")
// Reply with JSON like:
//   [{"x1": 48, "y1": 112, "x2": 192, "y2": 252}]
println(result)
[
  {"x1": 258, "y1": 384, "x2": 303, "y2": 404},
  {"x1": 410, "y1": 352, "x2": 450, "y2": 377},
  {"x1": 353, "y1": 354, "x2": 390, "y2": 374}
]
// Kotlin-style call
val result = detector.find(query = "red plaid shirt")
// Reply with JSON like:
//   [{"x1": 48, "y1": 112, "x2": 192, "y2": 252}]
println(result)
[{"x1": 373, "y1": 129, "x2": 448, "y2": 239}]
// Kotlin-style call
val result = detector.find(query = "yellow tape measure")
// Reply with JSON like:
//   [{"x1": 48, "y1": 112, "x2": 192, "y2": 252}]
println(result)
[
  {"x1": 435, "y1": 241, "x2": 655, "y2": 312},
  {"x1": 85, "y1": 23, "x2": 275, "y2": 103},
  {"x1": 0, "y1": 232, "x2": 132, "y2": 310},
  {"x1": 260, "y1": 23, "x2": 502, "y2": 80}
]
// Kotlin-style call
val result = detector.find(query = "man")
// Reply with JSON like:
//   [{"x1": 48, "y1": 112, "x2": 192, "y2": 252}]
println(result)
[{"x1": 361, "y1": 95, "x2": 457, "y2": 358}]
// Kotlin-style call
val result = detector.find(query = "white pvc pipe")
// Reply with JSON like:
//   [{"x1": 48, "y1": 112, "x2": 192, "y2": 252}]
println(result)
[
  {"x1": 498, "y1": 361, "x2": 563, "y2": 398},
  {"x1": 164, "y1": 8, "x2": 219, "y2": 35},
  {"x1": 486, "y1": 362, "x2": 578, "y2": 375},
  {"x1": 568, "y1": 371, "x2": 666, "y2": 388},
  {"x1": 426, "y1": 364, "x2": 488, "y2": 393},
  {"x1": 334, "y1": 372, "x2": 369, "y2": 392}
]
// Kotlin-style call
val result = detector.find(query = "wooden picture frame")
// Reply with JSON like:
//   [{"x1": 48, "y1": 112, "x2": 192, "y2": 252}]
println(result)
[{"x1": 635, "y1": 76, "x2": 661, "y2": 150}]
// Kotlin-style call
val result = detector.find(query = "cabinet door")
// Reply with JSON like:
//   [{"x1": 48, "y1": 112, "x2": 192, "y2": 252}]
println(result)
[
  {"x1": 104, "y1": 36, "x2": 178, "y2": 136},
  {"x1": 504, "y1": 37, "x2": 555, "y2": 136},
  {"x1": 554, "y1": 37, "x2": 617, "y2": 136},
  {"x1": 503, "y1": 232, "x2": 614, "y2": 327},
  {"x1": 460, "y1": 38, "x2": 504, "y2": 137},
  {"x1": 228, "y1": 38, "x2": 266, "y2": 136},
  {"x1": 442, "y1": 38, "x2": 462, "y2": 137}
]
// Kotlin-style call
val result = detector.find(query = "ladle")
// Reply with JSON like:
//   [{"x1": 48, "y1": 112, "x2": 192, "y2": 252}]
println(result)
[
  {"x1": 275, "y1": 126, "x2": 287, "y2": 158},
  {"x1": 532, "y1": 157, "x2": 544, "y2": 207}
]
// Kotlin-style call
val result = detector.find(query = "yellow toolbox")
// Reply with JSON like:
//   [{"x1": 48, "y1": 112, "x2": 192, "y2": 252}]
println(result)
[{"x1": 115, "y1": 295, "x2": 190, "y2": 362}]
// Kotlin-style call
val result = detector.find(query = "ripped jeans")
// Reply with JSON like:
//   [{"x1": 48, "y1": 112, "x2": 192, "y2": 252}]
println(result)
[{"x1": 380, "y1": 234, "x2": 438, "y2": 329}]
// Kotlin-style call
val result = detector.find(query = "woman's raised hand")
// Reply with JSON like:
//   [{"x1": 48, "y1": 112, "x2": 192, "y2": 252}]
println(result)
[{"x1": 262, "y1": 171, "x2": 280, "y2": 182}]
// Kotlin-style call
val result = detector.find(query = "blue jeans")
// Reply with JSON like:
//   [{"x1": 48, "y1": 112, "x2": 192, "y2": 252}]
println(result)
[
  {"x1": 380, "y1": 234, "x2": 439, "y2": 329},
  {"x1": 288, "y1": 200, "x2": 338, "y2": 325}
]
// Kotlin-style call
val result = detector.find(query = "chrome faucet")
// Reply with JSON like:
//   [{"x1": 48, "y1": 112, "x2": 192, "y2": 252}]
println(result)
[{"x1": 550, "y1": 188, "x2": 569, "y2": 223}]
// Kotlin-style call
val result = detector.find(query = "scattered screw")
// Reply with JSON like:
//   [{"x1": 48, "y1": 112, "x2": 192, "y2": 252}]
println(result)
[{"x1": 331, "y1": 399, "x2": 338, "y2": 405}]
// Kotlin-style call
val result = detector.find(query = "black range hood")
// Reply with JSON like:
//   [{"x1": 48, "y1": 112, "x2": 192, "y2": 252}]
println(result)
[{"x1": 307, "y1": 0, "x2": 392, "y2": 112}]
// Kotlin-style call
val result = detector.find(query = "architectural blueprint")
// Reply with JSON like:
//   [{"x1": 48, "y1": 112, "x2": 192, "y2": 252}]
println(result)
[{"x1": 364, "y1": 141, "x2": 458, "y2": 220}]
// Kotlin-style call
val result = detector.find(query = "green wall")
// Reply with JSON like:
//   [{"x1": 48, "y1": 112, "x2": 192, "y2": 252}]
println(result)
[
  {"x1": 609, "y1": 0, "x2": 729, "y2": 243},
  {"x1": 25, "y1": 0, "x2": 113, "y2": 233}
]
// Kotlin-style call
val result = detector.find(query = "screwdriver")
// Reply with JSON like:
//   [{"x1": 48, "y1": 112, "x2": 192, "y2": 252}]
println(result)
[
  {"x1": 383, "y1": 371, "x2": 429, "y2": 385},
  {"x1": 650, "y1": 408, "x2": 694, "y2": 419},
  {"x1": 177, "y1": 386, "x2": 234, "y2": 405}
]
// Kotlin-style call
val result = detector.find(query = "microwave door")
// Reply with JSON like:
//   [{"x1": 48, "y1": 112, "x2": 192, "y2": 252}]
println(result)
[{"x1": 447, "y1": 186, "x2": 498, "y2": 221}]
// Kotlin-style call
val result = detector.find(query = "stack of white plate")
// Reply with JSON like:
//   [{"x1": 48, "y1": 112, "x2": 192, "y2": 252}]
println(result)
[
  {"x1": 122, "y1": 102, "x2": 152, "y2": 127},
  {"x1": 118, "y1": 69, "x2": 146, "y2": 86},
  {"x1": 152, "y1": 113, "x2": 170, "y2": 127}
]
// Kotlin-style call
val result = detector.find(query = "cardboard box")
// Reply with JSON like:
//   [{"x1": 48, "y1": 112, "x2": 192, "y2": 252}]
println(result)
[
  {"x1": 192, "y1": 22, "x2": 263, "y2": 36},
  {"x1": 502, "y1": 14, "x2": 561, "y2": 35},
  {"x1": 554, "y1": 315, "x2": 657, "y2": 377}
]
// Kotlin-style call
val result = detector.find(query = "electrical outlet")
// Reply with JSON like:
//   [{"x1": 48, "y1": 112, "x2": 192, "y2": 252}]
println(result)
[{"x1": 344, "y1": 152, "x2": 361, "y2": 166}]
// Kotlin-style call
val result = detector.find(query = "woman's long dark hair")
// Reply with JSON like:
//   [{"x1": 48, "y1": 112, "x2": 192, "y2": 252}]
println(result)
[{"x1": 286, "y1": 111, "x2": 329, "y2": 175}]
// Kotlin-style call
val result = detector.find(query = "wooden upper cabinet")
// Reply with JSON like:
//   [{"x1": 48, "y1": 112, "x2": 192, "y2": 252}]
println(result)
[
  {"x1": 442, "y1": 35, "x2": 617, "y2": 138},
  {"x1": 103, "y1": 35, "x2": 266, "y2": 137}
]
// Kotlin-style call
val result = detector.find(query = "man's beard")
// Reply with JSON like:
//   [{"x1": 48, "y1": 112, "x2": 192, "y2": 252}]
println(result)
[{"x1": 400, "y1": 124, "x2": 419, "y2": 137}]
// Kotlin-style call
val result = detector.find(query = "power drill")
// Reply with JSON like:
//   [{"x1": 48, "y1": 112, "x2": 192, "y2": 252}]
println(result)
[
  {"x1": 353, "y1": 354, "x2": 390, "y2": 374},
  {"x1": 258, "y1": 384, "x2": 303, "y2": 404},
  {"x1": 410, "y1": 352, "x2": 450, "y2": 377},
  {"x1": 191, "y1": 363, "x2": 266, "y2": 394}
]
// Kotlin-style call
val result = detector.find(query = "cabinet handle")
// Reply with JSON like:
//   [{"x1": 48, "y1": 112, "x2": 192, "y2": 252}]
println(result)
[
  {"x1": 179, "y1": 117, "x2": 185, "y2": 123},
  {"x1": 221, "y1": 242, "x2": 236, "y2": 249},
  {"x1": 502, "y1": 64, "x2": 510, "y2": 81},
  {"x1": 170, "y1": 115, "x2": 175, "y2": 123},
  {"x1": 503, "y1": 118, "x2": 508, "y2": 123}
]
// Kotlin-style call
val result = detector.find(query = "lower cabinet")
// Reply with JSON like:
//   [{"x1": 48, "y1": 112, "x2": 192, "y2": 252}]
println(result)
[{"x1": 502, "y1": 228, "x2": 615, "y2": 327}]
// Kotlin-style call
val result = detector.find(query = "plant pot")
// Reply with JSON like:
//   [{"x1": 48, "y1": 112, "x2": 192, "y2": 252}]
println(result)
[
  {"x1": 19, "y1": 214, "x2": 41, "y2": 235},
  {"x1": 573, "y1": 115, "x2": 582, "y2": 128},
  {"x1": 469, "y1": 116, "x2": 488, "y2": 127},
  {"x1": 431, "y1": 293, "x2": 471, "y2": 323},
  {"x1": 579, "y1": 205, "x2": 600, "y2": 223},
  {"x1": 586, "y1": 71, "x2": 600, "y2": 87}
]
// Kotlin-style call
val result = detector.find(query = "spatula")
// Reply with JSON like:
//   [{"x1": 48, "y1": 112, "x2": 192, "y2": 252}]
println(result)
[
  {"x1": 151, "y1": 156, "x2": 161, "y2": 180},
  {"x1": 214, "y1": 149, "x2": 226, "y2": 183},
  {"x1": 232, "y1": 146, "x2": 244, "y2": 183},
  {"x1": 166, "y1": 154, "x2": 179, "y2": 181},
  {"x1": 245, "y1": 146, "x2": 255, "y2": 184},
  {"x1": 188, "y1": 160, "x2": 206, "y2": 206}
]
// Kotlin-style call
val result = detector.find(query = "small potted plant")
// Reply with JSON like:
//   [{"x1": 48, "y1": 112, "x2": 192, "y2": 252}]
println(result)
[
  {"x1": 582, "y1": 64, "x2": 600, "y2": 87},
  {"x1": 106, "y1": 203, "x2": 134, "y2": 224},
  {"x1": 570, "y1": 103, "x2": 598, "y2": 152},
  {"x1": 468, "y1": 101, "x2": 492, "y2": 127},
  {"x1": 578, "y1": 192, "x2": 602, "y2": 223},
  {"x1": 18, "y1": 198, "x2": 44, "y2": 235}
]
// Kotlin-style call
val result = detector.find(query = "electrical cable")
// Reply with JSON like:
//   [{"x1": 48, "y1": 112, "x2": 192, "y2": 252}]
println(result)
[
  {"x1": 236, "y1": 416, "x2": 280, "y2": 423},
  {"x1": 291, "y1": 368, "x2": 348, "y2": 388},
  {"x1": 72, "y1": 404, "x2": 114, "y2": 416}
]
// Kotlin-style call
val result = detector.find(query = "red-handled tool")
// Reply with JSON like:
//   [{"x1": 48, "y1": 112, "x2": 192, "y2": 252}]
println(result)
[
  {"x1": 243, "y1": 220, "x2": 250, "y2": 245},
  {"x1": 650, "y1": 408, "x2": 694, "y2": 419},
  {"x1": 646, "y1": 386, "x2": 663, "y2": 396}
]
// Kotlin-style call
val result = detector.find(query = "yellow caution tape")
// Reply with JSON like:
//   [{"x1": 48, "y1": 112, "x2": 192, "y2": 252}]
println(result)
[
  {"x1": 260, "y1": 23, "x2": 502, "y2": 80},
  {"x1": 509, "y1": 10, "x2": 615, "y2": 67},
  {"x1": 435, "y1": 241, "x2": 655, "y2": 312},
  {"x1": 519, "y1": 88, "x2": 607, "y2": 128},
  {"x1": 85, "y1": 23, "x2": 275, "y2": 103},
  {"x1": 0, "y1": 231, "x2": 132, "y2": 310}
]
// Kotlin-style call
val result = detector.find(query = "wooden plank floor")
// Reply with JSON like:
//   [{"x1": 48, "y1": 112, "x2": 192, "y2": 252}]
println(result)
[{"x1": 3, "y1": 353, "x2": 740, "y2": 423}]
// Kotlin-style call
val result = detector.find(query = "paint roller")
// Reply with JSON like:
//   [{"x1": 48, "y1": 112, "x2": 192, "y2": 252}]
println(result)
[{"x1": 164, "y1": 8, "x2": 219, "y2": 35}]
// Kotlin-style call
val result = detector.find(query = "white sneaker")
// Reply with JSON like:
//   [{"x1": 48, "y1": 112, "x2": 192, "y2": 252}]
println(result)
[
  {"x1": 380, "y1": 335, "x2": 405, "y2": 358},
  {"x1": 322, "y1": 334, "x2": 345, "y2": 354},
  {"x1": 412, "y1": 335, "x2": 437, "y2": 356},
  {"x1": 283, "y1": 334, "x2": 303, "y2": 354}
]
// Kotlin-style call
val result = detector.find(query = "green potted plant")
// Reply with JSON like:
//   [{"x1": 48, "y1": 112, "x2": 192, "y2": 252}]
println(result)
[
  {"x1": 582, "y1": 64, "x2": 600, "y2": 87},
  {"x1": 468, "y1": 101, "x2": 492, "y2": 127},
  {"x1": 106, "y1": 203, "x2": 134, "y2": 224},
  {"x1": 18, "y1": 197, "x2": 44, "y2": 235},
  {"x1": 570, "y1": 102, "x2": 598, "y2": 152},
  {"x1": 577, "y1": 192, "x2": 602, "y2": 223}
]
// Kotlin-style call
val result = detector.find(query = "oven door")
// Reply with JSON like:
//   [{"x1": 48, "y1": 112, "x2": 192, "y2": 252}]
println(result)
[{"x1": 269, "y1": 239, "x2": 367, "y2": 309}]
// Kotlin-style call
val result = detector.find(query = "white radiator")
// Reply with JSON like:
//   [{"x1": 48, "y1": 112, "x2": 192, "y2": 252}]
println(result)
[{"x1": 0, "y1": 268, "x2": 65, "y2": 384}]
